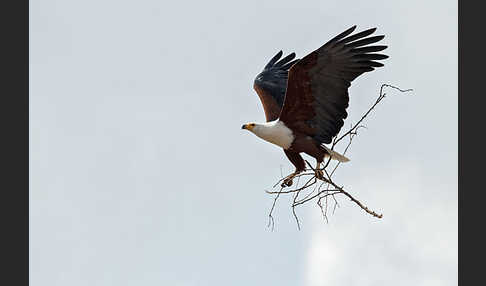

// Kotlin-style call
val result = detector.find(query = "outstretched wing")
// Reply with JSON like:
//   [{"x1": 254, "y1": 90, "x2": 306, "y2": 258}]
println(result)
[
  {"x1": 253, "y1": 51, "x2": 300, "y2": 122},
  {"x1": 279, "y1": 26, "x2": 388, "y2": 144}
]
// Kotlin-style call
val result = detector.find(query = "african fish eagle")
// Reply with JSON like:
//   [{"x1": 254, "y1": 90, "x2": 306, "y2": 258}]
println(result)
[{"x1": 241, "y1": 26, "x2": 388, "y2": 186}]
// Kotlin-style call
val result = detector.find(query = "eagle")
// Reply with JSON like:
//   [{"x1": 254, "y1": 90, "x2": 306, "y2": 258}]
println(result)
[{"x1": 241, "y1": 26, "x2": 388, "y2": 186}]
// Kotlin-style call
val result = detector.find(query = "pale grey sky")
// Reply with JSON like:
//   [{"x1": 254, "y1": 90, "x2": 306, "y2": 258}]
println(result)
[{"x1": 30, "y1": 0, "x2": 457, "y2": 285}]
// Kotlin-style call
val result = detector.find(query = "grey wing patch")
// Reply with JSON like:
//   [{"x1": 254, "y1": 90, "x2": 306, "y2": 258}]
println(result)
[{"x1": 254, "y1": 51, "x2": 300, "y2": 107}]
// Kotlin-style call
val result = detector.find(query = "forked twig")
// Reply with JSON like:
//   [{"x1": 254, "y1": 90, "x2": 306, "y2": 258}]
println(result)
[{"x1": 266, "y1": 84, "x2": 412, "y2": 229}]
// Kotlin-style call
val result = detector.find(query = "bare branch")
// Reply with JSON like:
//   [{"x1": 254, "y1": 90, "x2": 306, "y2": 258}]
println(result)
[
  {"x1": 333, "y1": 84, "x2": 413, "y2": 146},
  {"x1": 265, "y1": 84, "x2": 412, "y2": 229}
]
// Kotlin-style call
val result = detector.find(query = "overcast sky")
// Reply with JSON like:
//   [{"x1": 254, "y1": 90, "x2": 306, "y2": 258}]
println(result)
[{"x1": 30, "y1": 0, "x2": 457, "y2": 285}]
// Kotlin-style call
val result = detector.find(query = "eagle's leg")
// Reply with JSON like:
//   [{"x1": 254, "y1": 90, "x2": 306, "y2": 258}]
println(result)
[
  {"x1": 315, "y1": 162, "x2": 324, "y2": 180},
  {"x1": 282, "y1": 150, "x2": 306, "y2": 188}
]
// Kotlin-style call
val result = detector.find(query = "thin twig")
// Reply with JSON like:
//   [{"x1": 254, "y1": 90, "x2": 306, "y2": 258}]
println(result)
[
  {"x1": 265, "y1": 84, "x2": 412, "y2": 229},
  {"x1": 333, "y1": 84, "x2": 413, "y2": 146}
]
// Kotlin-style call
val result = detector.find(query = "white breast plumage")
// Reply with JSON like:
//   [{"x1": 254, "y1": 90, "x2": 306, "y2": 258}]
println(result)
[{"x1": 252, "y1": 120, "x2": 295, "y2": 149}]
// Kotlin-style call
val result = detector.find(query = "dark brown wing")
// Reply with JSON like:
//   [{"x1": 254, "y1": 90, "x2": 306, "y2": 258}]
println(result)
[
  {"x1": 279, "y1": 26, "x2": 388, "y2": 144},
  {"x1": 253, "y1": 51, "x2": 300, "y2": 121}
]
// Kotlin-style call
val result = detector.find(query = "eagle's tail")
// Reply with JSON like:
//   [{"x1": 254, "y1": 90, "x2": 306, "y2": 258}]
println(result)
[{"x1": 321, "y1": 145, "x2": 350, "y2": 163}]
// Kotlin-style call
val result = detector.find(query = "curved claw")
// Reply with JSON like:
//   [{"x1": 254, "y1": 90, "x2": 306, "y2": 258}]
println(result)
[
  {"x1": 281, "y1": 171, "x2": 301, "y2": 188},
  {"x1": 281, "y1": 178, "x2": 293, "y2": 187}
]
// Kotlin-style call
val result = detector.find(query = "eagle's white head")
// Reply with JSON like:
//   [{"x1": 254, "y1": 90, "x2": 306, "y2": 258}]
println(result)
[{"x1": 241, "y1": 121, "x2": 294, "y2": 149}]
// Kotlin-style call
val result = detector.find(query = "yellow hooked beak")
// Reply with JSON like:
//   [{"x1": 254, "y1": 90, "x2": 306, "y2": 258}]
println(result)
[{"x1": 241, "y1": 123, "x2": 255, "y2": 131}]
